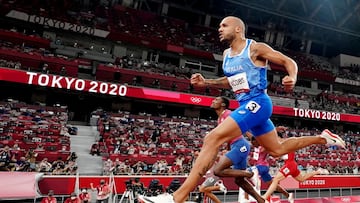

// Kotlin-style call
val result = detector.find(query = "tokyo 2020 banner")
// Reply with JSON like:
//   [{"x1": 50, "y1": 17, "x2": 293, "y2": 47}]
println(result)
[{"x1": 1, "y1": 68, "x2": 360, "y2": 123}]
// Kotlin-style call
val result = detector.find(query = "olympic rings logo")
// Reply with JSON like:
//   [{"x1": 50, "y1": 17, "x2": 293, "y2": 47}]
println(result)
[{"x1": 190, "y1": 97, "x2": 202, "y2": 103}]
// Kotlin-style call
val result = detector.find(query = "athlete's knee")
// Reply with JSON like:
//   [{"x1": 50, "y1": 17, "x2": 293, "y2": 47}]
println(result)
[
  {"x1": 213, "y1": 168, "x2": 223, "y2": 177},
  {"x1": 295, "y1": 175, "x2": 306, "y2": 182},
  {"x1": 235, "y1": 177, "x2": 245, "y2": 186},
  {"x1": 267, "y1": 146, "x2": 286, "y2": 157},
  {"x1": 199, "y1": 186, "x2": 206, "y2": 193}
]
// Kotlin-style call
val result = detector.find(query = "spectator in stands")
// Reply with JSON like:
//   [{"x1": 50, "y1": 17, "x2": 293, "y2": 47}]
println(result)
[
  {"x1": 132, "y1": 161, "x2": 146, "y2": 174},
  {"x1": 353, "y1": 164, "x2": 359, "y2": 174},
  {"x1": 52, "y1": 165, "x2": 65, "y2": 175},
  {"x1": 38, "y1": 158, "x2": 52, "y2": 173},
  {"x1": 127, "y1": 144, "x2": 136, "y2": 155},
  {"x1": 152, "y1": 79, "x2": 160, "y2": 88},
  {"x1": 67, "y1": 152, "x2": 78, "y2": 162},
  {"x1": 36, "y1": 144, "x2": 45, "y2": 151},
  {"x1": 79, "y1": 189, "x2": 91, "y2": 203},
  {"x1": 25, "y1": 149, "x2": 37, "y2": 169},
  {"x1": 103, "y1": 159, "x2": 113, "y2": 175},
  {"x1": 150, "y1": 127, "x2": 161, "y2": 144},
  {"x1": 41, "y1": 190, "x2": 57, "y2": 203},
  {"x1": 0, "y1": 145, "x2": 15, "y2": 171},
  {"x1": 15, "y1": 156, "x2": 30, "y2": 172},
  {"x1": 90, "y1": 143, "x2": 100, "y2": 156},
  {"x1": 64, "y1": 160, "x2": 78, "y2": 175},
  {"x1": 113, "y1": 141, "x2": 121, "y2": 154},
  {"x1": 11, "y1": 143, "x2": 21, "y2": 150},
  {"x1": 41, "y1": 63, "x2": 49, "y2": 74},
  {"x1": 90, "y1": 179, "x2": 111, "y2": 203},
  {"x1": 133, "y1": 177, "x2": 145, "y2": 194},
  {"x1": 171, "y1": 82, "x2": 177, "y2": 91},
  {"x1": 64, "y1": 192, "x2": 80, "y2": 203},
  {"x1": 52, "y1": 156, "x2": 65, "y2": 171},
  {"x1": 60, "y1": 67, "x2": 67, "y2": 76},
  {"x1": 169, "y1": 163, "x2": 181, "y2": 175}
]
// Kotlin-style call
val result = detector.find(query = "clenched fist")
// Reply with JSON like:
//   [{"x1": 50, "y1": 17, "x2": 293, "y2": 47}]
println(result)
[
  {"x1": 282, "y1": 75, "x2": 296, "y2": 92},
  {"x1": 190, "y1": 73, "x2": 206, "y2": 87}
]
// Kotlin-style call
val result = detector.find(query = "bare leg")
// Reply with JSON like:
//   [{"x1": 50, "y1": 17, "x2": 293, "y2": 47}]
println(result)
[
  {"x1": 256, "y1": 129, "x2": 326, "y2": 157},
  {"x1": 213, "y1": 156, "x2": 253, "y2": 178},
  {"x1": 265, "y1": 180, "x2": 289, "y2": 198},
  {"x1": 276, "y1": 184, "x2": 289, "y2": 198},
  {"x1": 294, "y1": 170, "x2": 321, "y2": 182},
  {"x1": 173, "y1": 118, "x2": 243, "y2": 203},
  {"x1": 236, "y1": 177, "x2": 265, "y2": 203},
  {"x1": 173, "y1": 120, "x2": 327, "y2": 202},
  {"x1": 199, "y1": 185, "x2": 221, "y2": 203},
  {"x1": 263, "y1": 173, "x2": 286, "y2": 199}
]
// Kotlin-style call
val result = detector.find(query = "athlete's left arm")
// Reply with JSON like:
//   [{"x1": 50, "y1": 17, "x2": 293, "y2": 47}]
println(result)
[
  {"x1": 254, "y1": 42, "x2": 298, "y2": 80},
  {"x1": 253, "y1": 43, "x2": 298, "y2": 92}
]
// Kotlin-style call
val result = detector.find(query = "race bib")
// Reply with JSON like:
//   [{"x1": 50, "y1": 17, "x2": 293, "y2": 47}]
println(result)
[
  {"x1": 246, "y1": 101, "x2": 261, "y2": 113},
  {"x1": 240, "y1": 146, "x2": 248, "y2": 152},
  {"x1": 253, "y1": 148, "x2": 259, "y2": 160},
  {"x1": 283, "y1": 167, "x2": 290, "y2": 175},
  {"x1": 227, "y1": 72, "x2": 250, "y2": 93}
]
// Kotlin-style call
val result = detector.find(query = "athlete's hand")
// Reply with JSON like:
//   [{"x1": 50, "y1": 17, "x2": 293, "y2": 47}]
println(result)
[
  {"x1": 282, "y1": 75, "x2": 296, "y2": 92},
  {"x1": 276, "y1": 126, "x2": 288, "y2": 133},
  {"x1": 190, "y1": 73, "x2": 206, "y2": 87}
]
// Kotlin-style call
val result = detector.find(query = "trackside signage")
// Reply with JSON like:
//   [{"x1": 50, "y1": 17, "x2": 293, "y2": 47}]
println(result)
[
  {"x1": 6, "y1": 10, "x2": 110, "y2": 38},
  {"x1": 0, "y1": 68, "x2": 360, "y2": 123}
]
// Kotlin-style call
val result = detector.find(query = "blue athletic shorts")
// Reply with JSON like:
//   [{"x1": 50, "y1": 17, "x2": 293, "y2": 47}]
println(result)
[
  {"x1": 225, "y1": 138, "x2": 250, "y2": 170},
  {"x1": 229, "y1": 93, "x2": 275, "y2": 137},
  {"x1": 256, "y1": 165, "x2": 273, "y2": 182}
]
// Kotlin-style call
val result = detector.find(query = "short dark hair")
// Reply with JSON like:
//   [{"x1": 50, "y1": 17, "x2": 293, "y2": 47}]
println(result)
[{"x1": 220, "y1": 97, "x2": 230, "y2": 109}]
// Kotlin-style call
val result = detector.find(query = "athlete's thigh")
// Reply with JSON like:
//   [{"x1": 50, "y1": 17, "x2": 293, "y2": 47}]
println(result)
[
  {"x1": 254, "y1": 128, "x2": 282, "y2": 154},
  {"x1": 213, "y1": 154, "x2": 233, "y2": 173},
  {"x1": 206, "y1": 117, "x2": 243, "y2": 144},
  {"x1": 226, "y1": 140, "x2": 250, "y2": 169}
]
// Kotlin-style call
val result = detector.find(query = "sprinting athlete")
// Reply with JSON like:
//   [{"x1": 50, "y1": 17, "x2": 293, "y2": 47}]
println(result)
[
  {"x1": 262, "y1": 150, "x2": 322, "y2": 201},
  {"x1": 199, "y1": 96, "x2": 265, "y2": 203},
  {"x1": 139, "y1": 16, "x2": 345, "y2": 203}
]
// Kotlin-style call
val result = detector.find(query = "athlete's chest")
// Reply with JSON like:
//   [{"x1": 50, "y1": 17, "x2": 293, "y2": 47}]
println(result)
[{"x1": 224, "y1": 53, "x2": 257, "y2": 78}]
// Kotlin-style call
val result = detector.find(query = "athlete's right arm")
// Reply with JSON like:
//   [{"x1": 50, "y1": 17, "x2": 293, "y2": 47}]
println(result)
[
  {"x1": 190, "y1": 49, "x2": 231, "y2": 89},
  {"x1": 190, "y1": 74, "x2": 230, "y2": 88}
]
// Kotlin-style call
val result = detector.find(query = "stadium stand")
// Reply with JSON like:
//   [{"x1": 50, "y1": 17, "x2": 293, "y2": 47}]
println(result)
[{"x1": 0, "y1": 0, "x2": 359, "y2": 202}]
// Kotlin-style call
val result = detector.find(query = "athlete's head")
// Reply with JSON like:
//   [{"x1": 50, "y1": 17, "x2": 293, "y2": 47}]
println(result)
[
  {"x1": 210, "y1": 96, "x2": 230, "y2": 110},
  {"x1": 218, "y1": 16, "x2": 245, "y2": 42}
]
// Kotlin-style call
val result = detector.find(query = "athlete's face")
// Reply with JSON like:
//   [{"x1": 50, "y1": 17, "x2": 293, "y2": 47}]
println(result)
[
  {"x1": 210, "y1": 97, "x2": 223, "y2": 109},
  {"x1": 218, "y1": 17, "x2": 242, "y2": 42}
]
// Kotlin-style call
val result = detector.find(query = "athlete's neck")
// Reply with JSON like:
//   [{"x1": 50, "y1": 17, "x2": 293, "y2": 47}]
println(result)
[
  {"x1": 230, "y1": 37, "x2": 246, "y2": 53},
  {"x1": 216, "y1": 108, "x2": 226, "y2": 117}
]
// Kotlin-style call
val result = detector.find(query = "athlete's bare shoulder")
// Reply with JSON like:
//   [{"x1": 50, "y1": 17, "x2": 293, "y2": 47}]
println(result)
[
  {"x1": 250, "y1": 40, "x2": 271, "y2": 51},
  {"x1": 249, "y1": 40, "x2": 276, "y2": 59}
]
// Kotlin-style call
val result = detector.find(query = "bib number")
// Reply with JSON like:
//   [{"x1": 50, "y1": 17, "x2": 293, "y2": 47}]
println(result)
[
  {"x1": 227, "y1": 72, "x2": 250, "y2": 93},
  {"x1": 246, "y1": 101, "x2": 261, "y2": 113}
]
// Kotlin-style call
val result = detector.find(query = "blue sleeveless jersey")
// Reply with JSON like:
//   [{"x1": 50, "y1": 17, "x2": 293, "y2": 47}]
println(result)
[{"x1": 222, "y1": 39, "x2": 268, "y2": 102}]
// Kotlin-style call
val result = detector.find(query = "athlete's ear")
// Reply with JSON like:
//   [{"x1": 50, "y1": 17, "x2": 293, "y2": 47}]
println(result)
[{"x1": 221, "y1": 103, "x2": 226, "y2": 106}]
